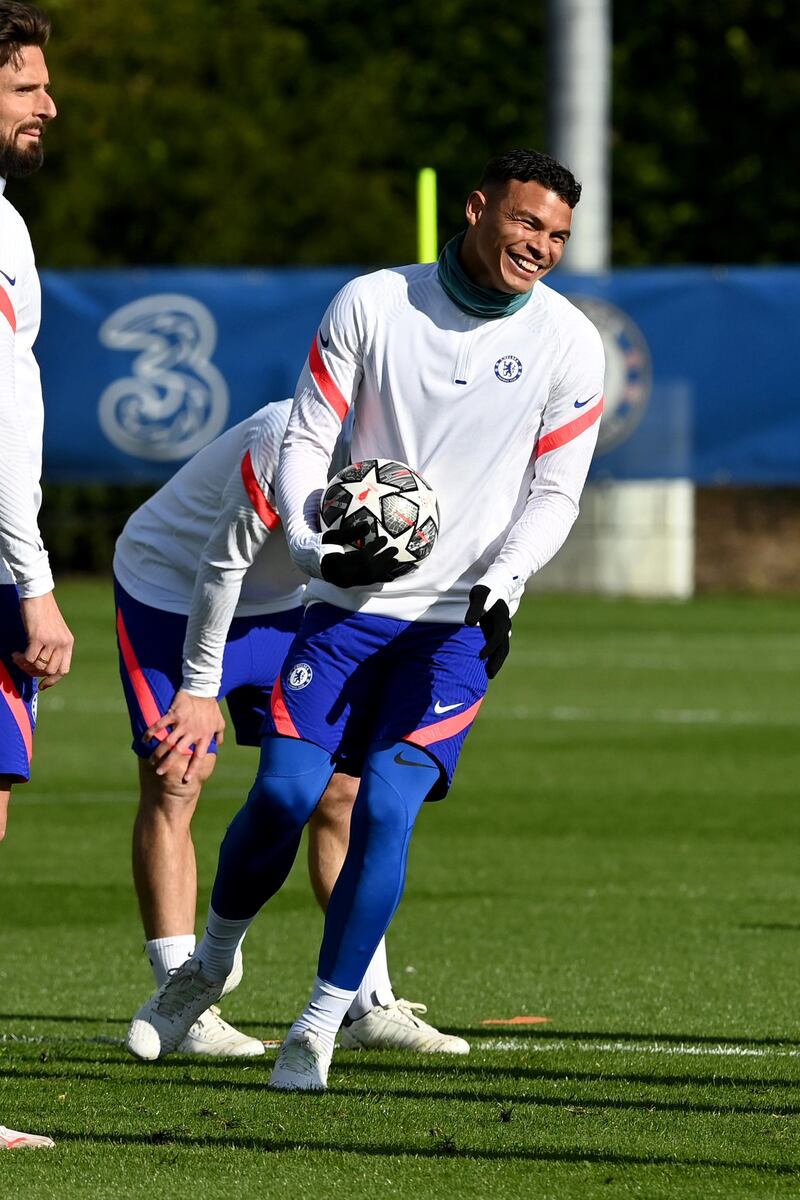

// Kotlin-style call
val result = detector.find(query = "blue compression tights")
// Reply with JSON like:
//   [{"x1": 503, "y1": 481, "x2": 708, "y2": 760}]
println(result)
[
  {"x1": 210, "y1": 736, "x2": 334, "y2": 919},
  {"x1": 210, "y1": 736, "x2": 438, "y2": 992},
  {"x1": 319, "y1": 740, "x2": 438, "y2": 990}
]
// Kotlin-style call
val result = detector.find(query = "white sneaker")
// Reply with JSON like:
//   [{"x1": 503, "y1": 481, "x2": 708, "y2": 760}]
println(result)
[
  {"x1": 176, "y1": 1005, "x2": 264, "y2": 1057},
  {"x1": 0, "y1": 1125, "x2": 55, "y2": 1150},
  {"x1": 340, "y1": 999, "x2": 470, "y2": 1054},
  {"x1": 126, "y1": 957, "x2": 225, "y2": 1061},
  {"x1": 269, "y1": 1030, "x2": 331, "y2": 1091},
  {"x1": 220, "y1": 946, "x2": 244, "y2": 999}
]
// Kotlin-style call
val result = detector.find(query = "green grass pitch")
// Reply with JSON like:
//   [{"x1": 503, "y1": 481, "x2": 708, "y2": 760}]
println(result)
[{"x1": 2, "y1": 579, "x2": 800, "y2": 1197}]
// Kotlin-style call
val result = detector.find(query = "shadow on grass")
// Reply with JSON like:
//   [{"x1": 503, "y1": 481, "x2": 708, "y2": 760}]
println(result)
[
  {"x1": 738, "y1": 923, "x2": 800, "y2": 933},
  {"x1": 5, "y1": 1049, "x2": 800, "y2": 1093},
  {"x1": 0, "y1": 1012, "x2": 129, "y2": 1026},
  {"x1": 3, "y1": 1063, "x2": 800, "y2": 1118},
  {"x1": 332, "y1": 1058, "x2": 800, "y2": 1091},
  {"x1": 4, "y1": 1014, "x2": 800, "y2": 1050},
  {"x1": 40, "y1": 1128, "x2": 800, "y2": 1173}
]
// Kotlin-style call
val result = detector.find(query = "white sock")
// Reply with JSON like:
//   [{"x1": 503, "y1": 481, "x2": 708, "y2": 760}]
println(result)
[
  {"x1": 195, "y1": 908, "x2": 254, "y2": 980},
  {"x1": 289, "y1": 975, "x2": 357, "y2": 1059},
  {"x1": 347, "y1": 937, "x2": 395, "y2": 1021},
  {"x1": 146, "y1": 935, "x2": 196, "y2": 987}
]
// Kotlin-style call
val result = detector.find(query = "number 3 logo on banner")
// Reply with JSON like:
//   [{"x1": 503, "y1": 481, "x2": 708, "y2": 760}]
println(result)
[{"x1": 97, "y1": 293, "x2": 229, "y2": 462}]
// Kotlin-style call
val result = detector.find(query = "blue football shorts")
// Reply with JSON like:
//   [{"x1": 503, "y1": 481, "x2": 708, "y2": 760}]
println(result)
[
  {"x1": 0, "y1": 584, "x2": 38, "y2": 783},
  {"x1": 114, "y1": 578, "x2": 303, "y2": 759},
  {"x1": 263, "y1": 602, "x2": 489, "y2": 799}
]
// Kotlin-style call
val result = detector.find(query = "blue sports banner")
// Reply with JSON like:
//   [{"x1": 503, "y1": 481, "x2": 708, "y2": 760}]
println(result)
[{"x1": 37, "y1": 266, "x2": 800, "y2": 485}]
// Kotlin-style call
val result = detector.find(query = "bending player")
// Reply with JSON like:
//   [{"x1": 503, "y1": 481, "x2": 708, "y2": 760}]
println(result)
[
  {"x1": 126, "y1": 148, "x2": 604, "y2": 1089},
  {"x1": 0, "y1": 1, "x2": 72, "y2": 1149},
  {"x1": 116, "y1": 398, "x2": 467, "y2": 1056}
]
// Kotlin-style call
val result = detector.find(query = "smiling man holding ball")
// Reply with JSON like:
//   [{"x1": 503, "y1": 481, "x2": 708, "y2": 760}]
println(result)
[{"x1": 126, "y1": 149, "x2": 605, "y2": 1092}]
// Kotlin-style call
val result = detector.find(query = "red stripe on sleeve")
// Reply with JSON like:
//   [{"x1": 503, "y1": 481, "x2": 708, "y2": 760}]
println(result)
[
  {"x1": 241, "y1": 450, "x2": 280, "y2": 530},
  {"x1": 308, "y1": 334, "x2": 349, "y2": 424},
  {"x1": 270, "y1": 675, "x2": 301, "y2": 738},
  {"x1": 535, "y1": 396, "x2": 604, "y2": 460},
  {"x1": 0, "y1": 285, "x2": 16, "y2": 332},
  {"x1": 404, "y1": 698, "x2": 483, "y2": 748},
  {"x1": 0, "y1": 660, "x2": 33, "y2": 764}
]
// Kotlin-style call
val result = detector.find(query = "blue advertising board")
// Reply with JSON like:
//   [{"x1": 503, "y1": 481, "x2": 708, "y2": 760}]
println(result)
[{"x1": 37, "y1": 266, "x2": 800, "y2": 485}]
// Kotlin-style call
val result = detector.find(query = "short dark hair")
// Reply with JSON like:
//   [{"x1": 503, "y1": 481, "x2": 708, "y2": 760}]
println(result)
[
  {"x1": 479, "y1": 149, "x2": 582, "y2": 209},
  {"x1": 0, "y1": 2, "x2": 50, "y2": 71}
]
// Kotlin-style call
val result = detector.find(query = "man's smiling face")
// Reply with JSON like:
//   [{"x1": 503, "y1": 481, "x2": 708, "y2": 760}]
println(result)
[
  {"x1": 0, "y1": 44, "x2": 56, "y2": 179},
  {"x1": 460, "y1": 178, "x2": 573, "y2": 294}
]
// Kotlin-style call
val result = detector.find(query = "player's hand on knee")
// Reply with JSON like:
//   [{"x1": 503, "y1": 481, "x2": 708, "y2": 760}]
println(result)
[
  {"x1": 145, "y1": 690, "x2": 225, "y2": 782},
  {"x1": 149, "y1": 730, "x2": 214, "y2": 784},
  {"x1": 14, "y1": 592, "x2": 75, "y2": 689},
  {"x1": 320, "y1": 524, "x2": 409, "y2": 587},
  {"x1": 465, "y1": 584, "x2": 512, "y2": 679}
]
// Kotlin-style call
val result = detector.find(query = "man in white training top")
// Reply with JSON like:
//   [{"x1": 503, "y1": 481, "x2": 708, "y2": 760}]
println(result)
[
  {"x1": 116, "y1": 399, "x2": 467, "y2": 1056},
  {"x1": 0, "y1": 0, "x2": 72, "y2": 1151},
  {"x1": 126, "y1": 149, "x2": 604, "y2": 1092}
]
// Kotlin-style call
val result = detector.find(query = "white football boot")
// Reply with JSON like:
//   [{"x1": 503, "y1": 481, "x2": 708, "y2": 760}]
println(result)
[
  {"x1": 0, "y1": 1125, "x2": 55, "y2": 1150},
  {"x1": 219, "y1": 945, "x2": 244, "y2": 998},
  {"x1": 340, "y1": 999, "x2": 470, "y2": 1054},
  {"x1": 126, "y1": 957, "x2": 226, "y2": 1061},
  {"x1": 269, "y1": 1030, "x2": 332, "y2": 1091},
  {"x1": 176, "y1": 1005, "x2": 264, "y2": 1057}
]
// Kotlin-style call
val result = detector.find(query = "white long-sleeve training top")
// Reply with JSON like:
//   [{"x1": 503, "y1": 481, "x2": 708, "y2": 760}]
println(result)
[
  {"x1": 114, "y1": 399, "x2": 306, "y2": 696},
  {"x1": 278, "y1": 262, "x2": 605, "y2": 624},
  {"x1": 0, "y1": 178, "x2": 54, "y2": 598}
]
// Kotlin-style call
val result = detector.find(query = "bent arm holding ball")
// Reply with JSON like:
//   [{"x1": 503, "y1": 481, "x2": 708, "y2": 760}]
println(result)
[{"x1": 278, "y1": 279, "x2": 368, "y2": 579}]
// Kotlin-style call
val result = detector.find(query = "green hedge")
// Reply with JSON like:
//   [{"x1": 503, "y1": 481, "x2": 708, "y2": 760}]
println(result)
[{"x1": 39, "y1": 483, "x2": 156, "y2": 575}]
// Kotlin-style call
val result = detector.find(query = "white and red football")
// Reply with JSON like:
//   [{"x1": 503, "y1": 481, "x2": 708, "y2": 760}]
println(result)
[{"x1": 320, "y1": 458, "x2": 439, "y2": 570}]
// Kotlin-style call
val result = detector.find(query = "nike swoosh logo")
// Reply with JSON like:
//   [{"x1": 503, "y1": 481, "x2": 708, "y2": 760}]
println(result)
[
  {"x1": 0, "y1": 269, "x2": 16, "y2": 287},
  {"x1": 433, "y1": 700, "x2": 463, "y2": 714},
  {"x1": 574, "y1": 398, "x2": 591, "y2": 409},
  {"x1": 319, "y1": 332, "x2": 330, "y2": 348},
  {"x1": 394, "y1": 750, "x2": 438, "y2": 769}
]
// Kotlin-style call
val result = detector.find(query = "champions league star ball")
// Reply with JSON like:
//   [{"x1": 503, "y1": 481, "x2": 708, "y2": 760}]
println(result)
[{"x1": 320, "y1": 458, "x2": 439, "y2": 571}]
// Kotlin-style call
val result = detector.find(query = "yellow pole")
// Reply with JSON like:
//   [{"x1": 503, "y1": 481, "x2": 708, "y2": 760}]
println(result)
[{"x1": 416, "y1": 167, "x2": 438, "y2": 263}]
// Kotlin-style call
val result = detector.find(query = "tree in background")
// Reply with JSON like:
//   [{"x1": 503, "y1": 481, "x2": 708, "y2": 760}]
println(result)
[
  {"x1": 613, "y1": 0, "x2": 798, "y2": 264},
  {"x1": 19, "y1": 0, "x2": 545, "y2": 266},
  {"x1": 13, "y1": 0, "x2": 798, "y2": 267}
]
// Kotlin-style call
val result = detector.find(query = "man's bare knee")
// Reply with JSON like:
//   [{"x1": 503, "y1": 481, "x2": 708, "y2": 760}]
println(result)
[
  {"x1": 0, "y1": 782, "x2": 12, "y2": 843},
  {"x1": 312, "y1": 771, "x2": 359, "y2": 829},
  {"x1": 137, "y1": 755, "x2": 216, "y2": 825},
  {"x1": 307, "y1": 772, "x2": 359, "y2": 910}
]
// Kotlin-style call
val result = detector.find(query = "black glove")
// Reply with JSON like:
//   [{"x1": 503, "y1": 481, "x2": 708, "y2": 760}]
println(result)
[
  {"x1": 320, "y1": 525, "x2": 409, "y2": 588},
  {"x1": 465, "y1": 584, "x2": 512, "y2": 678}
]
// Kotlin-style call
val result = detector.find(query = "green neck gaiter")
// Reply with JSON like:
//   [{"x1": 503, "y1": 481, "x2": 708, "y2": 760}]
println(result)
[{"x1": 437, "y1": 231, "x2": 533, "y2": 319}]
